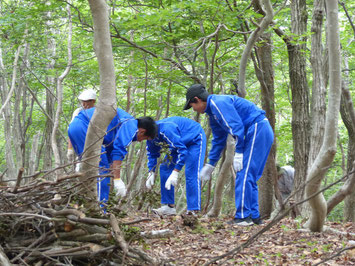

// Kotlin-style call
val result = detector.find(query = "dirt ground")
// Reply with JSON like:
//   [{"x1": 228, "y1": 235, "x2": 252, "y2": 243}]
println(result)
[{"x1": 123, "y1": 213, "x2": 355, "y2": 265}]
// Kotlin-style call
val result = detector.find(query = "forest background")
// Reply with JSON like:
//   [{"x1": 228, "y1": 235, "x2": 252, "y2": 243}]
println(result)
[{"x1": 0, "y1": 0, "x2": 354, "y2": 241}]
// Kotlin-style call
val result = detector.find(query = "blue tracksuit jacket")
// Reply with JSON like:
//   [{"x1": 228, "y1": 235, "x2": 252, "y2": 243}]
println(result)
[
  {"x1": 204, "y1": 95, "x2": 274, "y2": 219},
  {"x1": 146, "y1": 117, "x2": 206, "y2": 211},
  {"x1": 68, "y1": 107, "x2": 132, "y2": 204},
  {"x1": 110, "y1": 119, "x2": 139, "y2": 162}
]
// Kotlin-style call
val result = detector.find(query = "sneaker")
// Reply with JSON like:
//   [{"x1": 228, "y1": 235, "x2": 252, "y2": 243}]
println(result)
[
  {"x1": 252, "y1": 217, "x2": 263, "y2": 225},
  {"x1": 186, "y1": 210, "x2": 199, "y2": 217},
  {"x1": 152, "y1": 205, "x2": 176, "y2": 216},
  {"x1": 227, "y1": 217, "x2": 253, "y2": 226}
]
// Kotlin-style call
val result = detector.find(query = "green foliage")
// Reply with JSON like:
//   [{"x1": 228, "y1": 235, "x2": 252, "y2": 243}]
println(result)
[
  {"x1": 120, "y1": 224, "x2": 142, "y2": 242},
  {"x1": 0, "y1": 0, "x2": 354, "y2": 224}
]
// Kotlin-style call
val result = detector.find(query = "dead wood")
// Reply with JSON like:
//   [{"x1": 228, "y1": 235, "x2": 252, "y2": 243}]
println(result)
[{"x1": 0, "y1": 170, "x2": 158, "y2": 265}]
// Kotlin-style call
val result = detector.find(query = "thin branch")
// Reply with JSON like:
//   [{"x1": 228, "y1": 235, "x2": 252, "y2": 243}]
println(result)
[
  {"x1": 339, "y1": 1, "x2": 355, "y2": 37},
  {"x1": 313, "y1": 245, "x2": 355, "y2": 266},
  {"x1": 0, "y1": 45, "x2": 22, "y2": 116}
]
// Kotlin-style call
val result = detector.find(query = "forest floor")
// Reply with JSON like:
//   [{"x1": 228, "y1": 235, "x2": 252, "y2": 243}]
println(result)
[{"x1": 122, "y1": 212, "x2": 355, "y2": 265}]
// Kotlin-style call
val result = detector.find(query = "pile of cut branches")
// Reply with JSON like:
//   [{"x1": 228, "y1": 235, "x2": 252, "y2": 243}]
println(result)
[{"x1": 0, "y1": 172, "x2": 158, "y2": 265}]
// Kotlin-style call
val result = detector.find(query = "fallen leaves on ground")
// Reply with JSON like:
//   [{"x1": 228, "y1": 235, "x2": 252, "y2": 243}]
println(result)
[{"x1": 124, "y1": 213, "x2": 355, "y2": 265}]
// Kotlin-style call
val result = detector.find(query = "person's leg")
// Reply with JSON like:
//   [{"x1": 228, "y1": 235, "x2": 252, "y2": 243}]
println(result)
[
  {"x1": 185, "y1": 131, "x2": 206, "y2": 211},
  {"x1": 234, "y1": 121, "x2": 267, "y2": 220},
  {"x1": 159, "y1": 155, "x2": 177, "y2": 205},
  {"x1": 97, "y1": 152, "x2": 111, "y2": 205}
]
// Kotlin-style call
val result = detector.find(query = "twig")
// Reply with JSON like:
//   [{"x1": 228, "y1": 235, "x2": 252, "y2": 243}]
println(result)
[
  {"x1": 313, "y1": 245, "x2": 355, "y2": 266},
  {"x1": 110, "y1": 214, "x2": 128, "y2": 254},
  {"x1": 0, "y1": 169, "x2": 7, "y2": 181},
  {"x1": 122, "y1": 218, "x2": 151, "y2": 225},
  {"x1": 0, "y1": 212, "x2": 52, "y2": 221},
  {"x1": 12, "y1": 168, "x2": 24, "y2": 193}
]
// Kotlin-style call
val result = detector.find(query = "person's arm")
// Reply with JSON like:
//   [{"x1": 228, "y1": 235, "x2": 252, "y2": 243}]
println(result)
[
  {"x1": 207, "y1": 115, "x2": 229, "y2": 166},
  {"x1": 111, "y1": 119, "x2": 138, "y2": 162},
  {"x1": 111, "y1": 159, "x2": 127, "y2": 196},
  {"x1": 209, "y1": 97, "x2": 245, "y2": 153},
  {"x1": 112, "y1": 160, "x2": 122, "y2": 180},
  {"x1": 146, "y1": 140, "x2": 161, "y2": 172}
]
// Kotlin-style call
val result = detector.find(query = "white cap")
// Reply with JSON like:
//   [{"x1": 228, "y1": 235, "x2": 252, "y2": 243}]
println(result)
[{"x1": 78, "y1": 89, "x2": 96, "y2": 101}]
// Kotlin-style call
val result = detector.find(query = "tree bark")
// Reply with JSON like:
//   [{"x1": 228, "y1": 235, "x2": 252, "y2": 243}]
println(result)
[
  {"x1": 81, "y1": 0, "x2": 117, "y2": 207},
  {"x1": 273, "y1": 0, "x2": 310, "y2": 214},
  {"x1": 306, "y1": 0, "x2": 342, "y2": 232},
  {"x1": 0, "y1": 44, "x2": 22, "y2": 180},
  {"x1": 308, "y1": 0, "x2": 326, "y2": 169},
  {"x1": 207, "y1": 135, "x2": 234, "y2": 217},
  {"x1": 251, "y1": 0, "x2": 277, "y2": 219},
  {"x1": 51, "y1": 5, "x2": 72, "y2": 177},
  {"x1": 340, "y1": 56, "x2": 355, "y2": 221},
  {"x1": 256, "y1": 32, "x2": 277, "y2": 218},
  {"x1": 327, "y1": 161, "x2": 355, "y2": 215},
  {"x1": 237, "y1": 0, "x2": 274, "y2": 97}
]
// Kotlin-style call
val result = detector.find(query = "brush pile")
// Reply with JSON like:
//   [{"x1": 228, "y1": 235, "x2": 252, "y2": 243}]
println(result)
[{"x1": 0, "y1": 172, "x2": 158, "y2": 265}]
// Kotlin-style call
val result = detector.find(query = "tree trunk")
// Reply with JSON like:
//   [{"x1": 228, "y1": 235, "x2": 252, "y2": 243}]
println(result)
[
  {"x1": 279, "y1": 0, "x2": 310, "y2": 214},
  {"x1": 207, "y1": 135, "x2": 234, "y2": 217},
  {"x1": 51, "y1": 5, "x2": 72, "y2": 177},
  {"x1": 250, "y1": 0, "x2": 277, "y2": 218},
  {"x1": 237, "y1": 0, "x2": 274, "y2": 98},
  {"x1": 308, "y1": 0, "x2": 326, "y2": 169},
  {"x1": 340, "y1": 56, "x2": 355, "y2": 221},
  {"x1": 255, "y1": 31, "x2": 276, "y2": 219},
  {"x1": 306, "y1": 0, "x2": 342, "y2": 232},
  {"x1": 81, "y1": 0, "x2": 117, "y2": 207},
  {"x1": 43, "y1": 11, "x2": 57, "y2": 173},
  {"x1": 0, "y1": 44, "x2": 22, "y2": 180}
]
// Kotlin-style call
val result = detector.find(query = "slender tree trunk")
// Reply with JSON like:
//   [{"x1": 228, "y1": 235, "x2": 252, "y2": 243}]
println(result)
[
  {"x1": 51, "y1": 5, "x2": 72, "y2": 177},
  {"x1": 306, "y1": 0, "x2": 342, "y2": 232},
  {"x1": 0, "y1": 44, "x2": 22, "y2": 180},
  {"x1": 308, "y1": 0, "x2": 326, "y2": 168},
  {"x1": 254, "y1": 31, "x2": 276, "y2": 219},
  {"x1": 237, "y1": 0, "x2": 274, "y2": 98},
  {"x1": 43, "y1": 11, "x2": 56, "y2": 173},
  {"x1": 250, "y1": 0, "x2": 277, "y2": 218},
  {"x1": 286, "y1": 0, "x2": 311, "y2": 214},
  {"x1": 340, "y1": 56, "x2": 355, "y2": 221},
  {"x1": 207, "y1": 135, "x2": 234, "y2": 217},
  {"x1": 81, "y1": 0, "x2": 117, "y2": 207}
]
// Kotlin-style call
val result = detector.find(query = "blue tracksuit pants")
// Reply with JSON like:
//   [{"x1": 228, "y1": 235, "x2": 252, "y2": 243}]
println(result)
[
  {"x1": 160, "y1": 132, "x2": 206, "y2": 211},
  {"x1": 234, "y1": 118, "x2": 274, "y2": 219}
]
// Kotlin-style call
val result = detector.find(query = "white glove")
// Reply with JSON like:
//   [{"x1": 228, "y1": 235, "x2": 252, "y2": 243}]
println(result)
[
  {"x1": 67, "y1": 148, "x2": 75, "y2": 161},
  {"x1": 146, "y1": 172, "x2": 155, "y2": 190},
  {"x1": 165, "y1": 171, "x2": 179, "y2": 190},
  {"x1": 233, "y1": 153, "x2": 243, "y2": 172},
  {"x1": 200, "y1": 164, "x2": 215, "y2": 181},
  {"x1": 113, "y1": 179, "x2": 127, "y2": 197}
]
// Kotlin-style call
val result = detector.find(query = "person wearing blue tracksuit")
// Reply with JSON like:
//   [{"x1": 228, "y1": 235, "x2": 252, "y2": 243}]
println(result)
[
  {"x1": 145, "y1": 116, "x2": 207, "y2": 216},
  {"x1": 184, "y1": 84, "x2": 274, "y2": 226},
  {"x1": 110, "y1": 116, "x2": 158, "y2": 196},
  {"x1": 68, "y1": 107, "x2": 133, "y2": 205}
]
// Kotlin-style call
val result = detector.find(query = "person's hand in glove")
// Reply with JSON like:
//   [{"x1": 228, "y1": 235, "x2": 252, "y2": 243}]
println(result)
[
  {"x1": 233, "y1": 153, "x2": 243, "y2": 172},
  {"x1": 200, "y1": 164, "x2": 215, "y2": 181},
  {"x1": 146, "y1": 172, "x2": 155, "y2": 190},
  {"x1": 165, "y1": 170, "x2": 179, "y2": 190},
  {"x1": 113, "y1": 179, "x2": 127, "y2": 197},
  {"x1": 67, "y1": 148, "x2": 75, "y2": 161}
]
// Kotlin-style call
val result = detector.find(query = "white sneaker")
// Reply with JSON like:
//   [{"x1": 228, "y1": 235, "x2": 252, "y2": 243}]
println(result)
[{"x1": 152, "y1": 205, "x2": 176, "y2": 216}]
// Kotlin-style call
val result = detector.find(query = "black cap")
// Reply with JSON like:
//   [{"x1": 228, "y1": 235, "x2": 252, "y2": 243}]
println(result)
[{"x1": 183, "y1": 84, "x2": 209, "y2": 110}]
